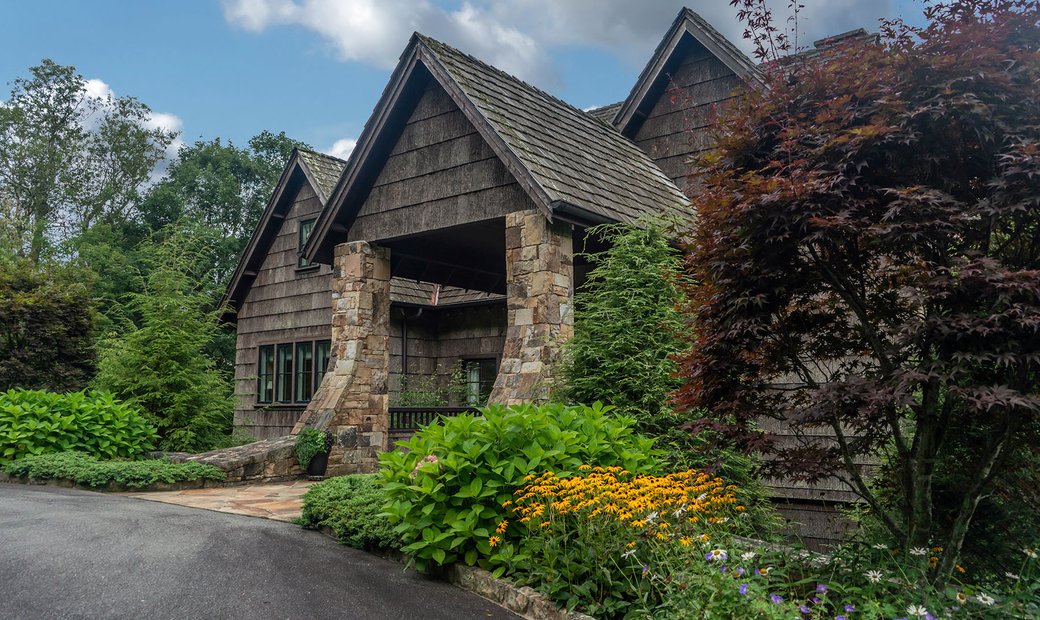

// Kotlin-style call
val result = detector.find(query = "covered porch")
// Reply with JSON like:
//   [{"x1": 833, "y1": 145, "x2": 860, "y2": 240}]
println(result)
[{"x1": 295, "y1": 211, "x2": 578, "y2": 475}]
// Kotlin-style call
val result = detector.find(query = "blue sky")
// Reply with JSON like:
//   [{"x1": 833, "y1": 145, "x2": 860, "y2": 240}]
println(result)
[{"x1": 0, "y1": 1, "x2": 927, "y2": 160}]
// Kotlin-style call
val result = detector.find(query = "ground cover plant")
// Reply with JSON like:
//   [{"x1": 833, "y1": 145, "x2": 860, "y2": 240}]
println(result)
[
  {"x1": 1, "y1": 451, "x2": 224, "y2": 488},
  {"x1": 676, "y1": 0, "x2": 1040, "y2": 584},
  {"x1": 297, "y1": 474, "x2": 401, "y2": 552},
  {"x1": 380, "y1": 402, "x2": 657, "y2": 572},
  {"x1": 0, "y1": 389, "x2": 157, "y2": 461}
]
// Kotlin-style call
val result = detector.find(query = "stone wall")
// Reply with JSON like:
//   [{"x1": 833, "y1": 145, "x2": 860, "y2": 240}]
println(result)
[
  {"x1": 293, "y1": 241, "x2": 391, "y2": 476},
  {"x1": 161, "y1": 436, "x2": 303, "y2": 483},
  {"x1": 490, "y1": 210, "x2": 574, "y2": 404}
]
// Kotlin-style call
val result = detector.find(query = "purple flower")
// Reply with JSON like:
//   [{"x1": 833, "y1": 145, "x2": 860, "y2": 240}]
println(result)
[
  {"x1": 800, "y1": 605, "x2": 811, "y2": 614},
  {"x1": 736, "y1": 567, "x2": 746, "y2": 576},
  {"x1": 812, "y1": 597, "x2": 821, "y2": 604},
  {"x1": 845, "y1": 605, "x2": 855, "y2": 613},
  {"x1": 837, "y1": 616, "x2": 847, "y2": 620},
  {"x1": 706, "y1": 549, "x2": 728, "y2": 562},
  {"x1": 770, "y1": 593, "x2": 784, "y2": 604},
  {"x1": 817, "y1": 584, "x2": 829, "y2": 594},
  {"x1": 719, "y1": 564, "x2": 728, "y2": 573},
  {"x1": 739, "y1": 583, "x2": 749, "y2": 596},
  {"x1": 641, "y1": 565, "x2": 650, "y2": 576}
]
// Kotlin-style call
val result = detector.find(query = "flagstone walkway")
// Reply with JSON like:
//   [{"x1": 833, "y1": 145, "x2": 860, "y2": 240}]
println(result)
[{"x1": 120, "y1": 480, "x2": 315, "y2": 522}]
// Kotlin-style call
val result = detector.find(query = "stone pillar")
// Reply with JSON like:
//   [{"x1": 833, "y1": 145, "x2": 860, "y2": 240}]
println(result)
[
  {"x1": 294, "y1": 241, "x2": 390, "y2": 475},
  {"x1": 489, "y1": 210, "x2": 574, "y2": 404}
]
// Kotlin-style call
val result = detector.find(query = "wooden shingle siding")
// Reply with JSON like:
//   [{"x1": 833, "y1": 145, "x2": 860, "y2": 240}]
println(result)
[
  {"x1": 233, "y1": 181, "x2": 332, "y2": 440},
  {"x1": 633, "y1": 40, "x2": 745, "y2": 194},
  {"x1": 347, "y1": 84, "x2": 533, "y2": 243}
]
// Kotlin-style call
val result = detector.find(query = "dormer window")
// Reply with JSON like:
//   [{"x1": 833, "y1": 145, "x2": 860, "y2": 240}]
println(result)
[{"x1": 298, "y1": 219, "x2": 316, "y2": 268}]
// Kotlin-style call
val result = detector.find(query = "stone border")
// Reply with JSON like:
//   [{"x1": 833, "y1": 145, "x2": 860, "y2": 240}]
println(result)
[{"x1": 444, "y1": 564, "x2": 595, "y2": 620}]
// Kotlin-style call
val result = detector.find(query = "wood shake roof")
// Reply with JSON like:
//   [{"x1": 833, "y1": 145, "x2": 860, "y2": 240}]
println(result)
[{"x1": 416, "y1": 34, "x2": 691, "y2": 225}]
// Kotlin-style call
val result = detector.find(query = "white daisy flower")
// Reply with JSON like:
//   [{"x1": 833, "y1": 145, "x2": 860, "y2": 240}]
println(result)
[
  {"x1": 1005, "y1": 572, "x2": 1020, "y2": 580},
  {"x1": 741, "y1": 551, "x2": 757, "y2": 562},
  {"x1": 644, "y1": 511, "x2": 658, "y2": 524},
  {"x1": 864, "y1": 569, "x2": 884, "y2": 583},
  {"x1": 872, "y1": 543, "x2": 888, "y2": 550},
  {"x1": 907, "y1": 604, "x2": 929, "y2": 617},
  {"x1": 975, "y1": 593, "x2": 996, "y2": 606},
  {"x1": 1024, "y1": 548, "x2": 1038, "y2": 559},
  {"x1": 909, "y1": 547, "x2": 928, "y2": 556}
]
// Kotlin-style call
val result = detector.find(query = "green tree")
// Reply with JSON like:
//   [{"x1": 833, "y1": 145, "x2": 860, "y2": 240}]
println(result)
[
  {"x1": 93, "y1": 227, "x2": 233, "y2": 452},
  {"x1": 0, "y1": 59, "x2": 175, "y2": 262},
  {"x1": 138, "y1": 131, "x2": 309, "y2": 294},
  {"x1": 0, "y1": 259, "x2": 95, "y2": 392},
  {"x1": 561, "y1": 222, "x2": 687, "y2": 431}
]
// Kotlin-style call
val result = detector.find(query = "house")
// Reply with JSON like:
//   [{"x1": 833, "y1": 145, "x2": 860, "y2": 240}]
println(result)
[{"x1": 221, "y1": 7, "x2": 862, "y2": 545}]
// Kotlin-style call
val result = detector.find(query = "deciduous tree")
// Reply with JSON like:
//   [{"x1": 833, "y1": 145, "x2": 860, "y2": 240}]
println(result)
[{"x1": 677, "y1": 0, "x2": 1040, "y2": 582}]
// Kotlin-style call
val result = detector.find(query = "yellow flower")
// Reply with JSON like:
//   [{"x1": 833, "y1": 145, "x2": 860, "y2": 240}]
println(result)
[
  {"x1": 627, "y1": 541, "x2": 637, "y2": 549},
  {"x1": 680, "y1": 536, "x2": 692, "y2": 547},
  {"x1": 488, "y1": 535, "x2": 501, "y2": 548},
  {"x1": 496, "y1": 519, "x2": 508, "y2": 534}
]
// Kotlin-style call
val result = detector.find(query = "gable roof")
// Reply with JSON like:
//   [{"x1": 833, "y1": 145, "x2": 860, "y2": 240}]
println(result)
[
  {"x1": 305, "y1": 33, "x2": 690, "y2": 264},
  {"x1": 220, "y1": 148, "x2": 347, "y2": 323},
  {"x1": 613, "y1": 8, "x2": 764, "y2": 135}
]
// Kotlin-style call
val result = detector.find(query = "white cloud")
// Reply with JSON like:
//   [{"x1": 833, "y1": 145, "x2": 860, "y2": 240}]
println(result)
[
  {"x1": 222, "y1": 0, "x2": 907, "y2": 88},
  {"x1": 325, "y1": 137, "x2": 357, "y2": 160}
]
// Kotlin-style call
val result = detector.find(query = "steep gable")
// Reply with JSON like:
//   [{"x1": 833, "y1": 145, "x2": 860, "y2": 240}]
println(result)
[
  {"x1": 614, "y1": 9, "x2": 762, "y2": 194},
  {"x1": 305, "y1": 33, "x2": 690, "y2": 264}
]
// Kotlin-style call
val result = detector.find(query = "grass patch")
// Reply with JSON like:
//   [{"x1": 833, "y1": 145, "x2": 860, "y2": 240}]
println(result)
[
  {"x1": 298, "y1": 474, "x2": 401, "y2": 552},
  {"x1": 1, "y1": 451, "x2": 225, "y2": 489}
]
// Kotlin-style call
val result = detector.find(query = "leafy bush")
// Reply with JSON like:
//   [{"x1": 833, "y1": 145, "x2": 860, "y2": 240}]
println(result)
[
  {"x1": 380, "y1": 402, "x2": 658, "y2": 572},
  {"x1": 0, "y1": 259, "x2": 95, "y2": 392},
  {"x1": 1, "y1": 452, "x2": 225, "y2": 488},
  {"x1": 0, "y1": 389, "x2": 157, "y2": 462},
  {"x1": 298, "y1": 475, "x2": 401, "y2": 552},
  {"x1": 294, "y1": 428, "x2": 332, "y2": 469}
]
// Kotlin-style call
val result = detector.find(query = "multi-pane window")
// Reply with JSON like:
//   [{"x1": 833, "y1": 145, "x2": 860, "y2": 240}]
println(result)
[
  {"x1": 315, "y1": 340, "x2": 332, "y2": 389},
  {"x1": 294, "y1": 341, "x2": 314, "y2": 402},
  {"x1": 256, "y1": 339, "x2": 332, "y2": 404},
  {"x1": 257, "y1": 345, "x2": 275, "y2": 403},
  {"x1": 275, "y1": 344, "x2": 293, "y2": 403},
  {"x1": 298, "y1": 219, "x2": 316, "y2": 268},
  {"x1": 463, "y1": 358, "x2": 497, "y2": 406}
]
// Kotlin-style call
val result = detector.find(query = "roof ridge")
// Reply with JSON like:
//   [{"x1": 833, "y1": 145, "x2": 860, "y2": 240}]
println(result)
[
  {"x1": 297, "y1": 146, "x2": 348, "y2": 165},
  {"x1": 414, "y1": 33, "x2": 609, "y2": 123}
]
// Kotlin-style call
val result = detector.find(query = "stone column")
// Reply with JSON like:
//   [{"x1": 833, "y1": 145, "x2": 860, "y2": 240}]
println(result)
[
  {"x1": 489, "y1": 210, "x2": 574, "y2": 404},
  {"x1": 294, "y1": 241, "x2": 390, "y2": 475}
]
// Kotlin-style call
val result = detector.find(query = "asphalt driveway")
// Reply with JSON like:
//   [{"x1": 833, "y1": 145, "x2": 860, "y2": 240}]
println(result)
[{"x1": 0, "y1": 483, "x2": 519, "y2": 620}]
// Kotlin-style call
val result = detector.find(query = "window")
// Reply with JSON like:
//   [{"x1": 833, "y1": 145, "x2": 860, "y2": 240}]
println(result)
[
  {"x1": 256, "y1": 339, "x2": 332, "y2": 405},
  {"x1": 463, "y1": 358, "x2": 497, "y2": 406},
  {"x1": 294, "y1": 341, "x2": 314, "y2": 402},
  {"x1": 275, "y1": 344, "x2": 294, "y2": 403},
  {"x1": 315, "y1": 339, "x2": 332, "y2": 388},
  {"x1": 257, "y1": 345, "x2": 274, "y2": 403},
  {"x1": 298, "y1": 219, "x2": 316, "y2": 268}
]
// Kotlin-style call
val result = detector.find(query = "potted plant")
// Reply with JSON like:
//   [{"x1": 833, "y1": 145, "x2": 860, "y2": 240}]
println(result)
[{"x1": 294, "y1": 428, "x2": 333, "y2": 477}]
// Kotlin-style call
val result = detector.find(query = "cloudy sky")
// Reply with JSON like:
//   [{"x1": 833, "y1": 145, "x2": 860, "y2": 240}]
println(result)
[{"x1": 1, "y1": 1, "x2": 926, "y2": 161}]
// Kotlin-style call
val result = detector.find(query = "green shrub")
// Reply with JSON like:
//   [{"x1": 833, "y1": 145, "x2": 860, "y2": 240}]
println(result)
[
  {"x1": 298, "y1": 474, "x2": 401, "y2": 552},
  {"x1": 294, "y1": 428, "x2": 332, "y2": 469},
  {"x1": 0, "y1": 389, "x2": 158, "y2": 462},
  {"x1": 1, "y1": 451, "x2": 225, "y2": 488},
  {"x1": 0, "y1": 259, "x2": 95, "y2": 392},
  {"x1": 380, "y1": 402, "x2": 658, "y2": 572}
]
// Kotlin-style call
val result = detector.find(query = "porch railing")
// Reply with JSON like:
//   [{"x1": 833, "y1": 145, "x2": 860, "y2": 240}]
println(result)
[{"x1": 388, "y1": 406, "x2": 479, "y2": 437}]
